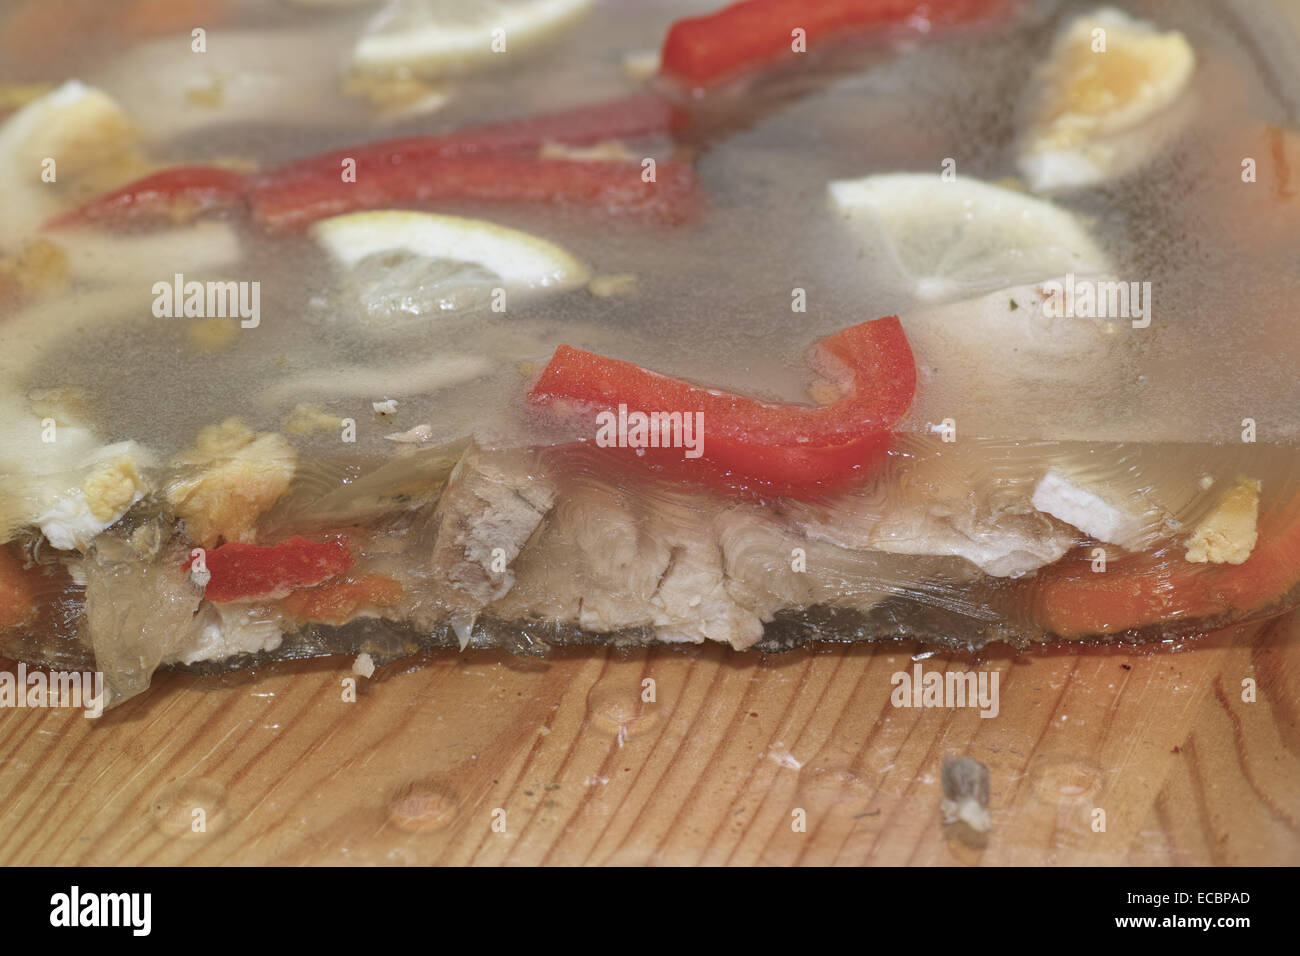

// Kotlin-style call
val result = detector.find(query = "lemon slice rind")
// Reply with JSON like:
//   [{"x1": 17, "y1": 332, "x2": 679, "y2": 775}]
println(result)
[
  {"x1": 352, "y1": 0, "x2": 593, "y2": 76},
  {"x1": 311, "y1": 209, "x2": 590, "y2": 293}
]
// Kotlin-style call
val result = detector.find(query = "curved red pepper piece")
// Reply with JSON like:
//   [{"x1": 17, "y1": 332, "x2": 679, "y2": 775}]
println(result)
[
  {"x1": 185, "y1": 536, "x2": 353, "y2": 603},
  {"x1": 661, "y1": 0, "x2": 1007, "y2": 87},
  {"x1": 527, "y1": 315, "x2": 915, "y2": 494}
]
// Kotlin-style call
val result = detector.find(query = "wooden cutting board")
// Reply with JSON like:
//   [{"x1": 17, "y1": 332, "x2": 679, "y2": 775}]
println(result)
[{"x1": 0, "y1": 610, "x2": 1296, "y2": 865}]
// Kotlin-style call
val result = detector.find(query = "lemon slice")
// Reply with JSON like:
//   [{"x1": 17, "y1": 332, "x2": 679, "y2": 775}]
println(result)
[
  {"x1": 1018, "y1": 7, "x2": 1195, "y2": 192},
  {"x1": 312, "y1": 210, "x2": 589, "y2": 320},
  {"x1": 828, "y1": 173, "x2": 1111, "y2": 302},
  {"x1": 352, "y1": 0, "x2": 592, "y2": 76}
]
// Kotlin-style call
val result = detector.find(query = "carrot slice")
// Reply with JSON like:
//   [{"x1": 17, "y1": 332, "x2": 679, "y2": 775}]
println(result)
[
  {"x1": 1210, "y1": 492, "x2": 1300, "y2": 612},
  {"x1": 1031, "y1": 554, "x2": 1218, "y2": 638},
  {"x1": 1032, "y1": 493, "x2": 1300, "y2": 637},
  {"x1": 281, "y1": 574, "x2": 403, "y2": 626},
  {"x1": 0, "y1": 547, "x2": 41, "y2": 630}
]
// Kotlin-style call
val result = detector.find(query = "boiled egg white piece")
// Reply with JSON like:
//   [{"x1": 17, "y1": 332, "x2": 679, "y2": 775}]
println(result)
[{"x1": 1018, "y1": 7, "x2": 1196, "y2": 193}]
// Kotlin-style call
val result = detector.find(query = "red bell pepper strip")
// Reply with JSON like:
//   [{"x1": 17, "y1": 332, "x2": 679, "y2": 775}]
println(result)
[
  {"x1": 267, "y1": 92, "x2": 688, "y2": 187},
  {"x1": 661, "y1": 0, "x2": 1006, "y2": 87},
  {"x1": 45, "y1": 94, "x2": 690, "y2": 232},
  {"x1": 527, "y1": 315, "x2": 915, "y2": 493},
  {"x1": 248, "y1": 155, "x2": 700, "y2": 233},
  {"x1": 1031, "y1": 492, "x2": 1300, "y2": 638},
  {"x1": 45, "y1": 166, "x2": 249, "y2": 228},
  {"x1": 185, "y1": 536, "x2": 353, "y2": 603}
]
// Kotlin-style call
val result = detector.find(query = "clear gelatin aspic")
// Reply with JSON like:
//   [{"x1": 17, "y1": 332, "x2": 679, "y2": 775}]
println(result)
[
  {"x1": 1, "y1": 0, "x2": 1299, "y2": 707},
  {"x1": 1, "y1": 435, "x2": 1298, "y2": 708}
]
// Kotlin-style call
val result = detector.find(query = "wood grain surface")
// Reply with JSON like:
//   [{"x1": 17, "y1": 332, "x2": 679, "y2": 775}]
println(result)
[{"x1": 0, "y1": 610, "x2": 1296, "y2": 865}]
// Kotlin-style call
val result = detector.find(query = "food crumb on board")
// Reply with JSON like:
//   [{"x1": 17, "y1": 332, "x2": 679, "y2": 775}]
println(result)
[
  {"x1": 767, "y1": 742, "x2": 802, "y2": 770},
  {"x1": 940, "y1": 754, "x2": 991, "y2": 834},
  {"x1": 352, "y1": 653, "x2": 376, "y2": 679}
]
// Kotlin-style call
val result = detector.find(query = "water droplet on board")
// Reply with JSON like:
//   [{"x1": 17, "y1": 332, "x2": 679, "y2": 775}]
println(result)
[
  {"x1": 152, "y1": 777, "x2": 226, "y2": 836},
  {"x1": 1026, "y1": 754, "x2": 1103, "y2": 806},
  {"x1": 797, "y1": 767, "x2": 875, "y2": 813},
  {"x1": 387, "y1": 781, "x2": 459, "y2": 833},
  {"x1": 586, "y1": 680, "x2": 657, "y2": 744}
]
